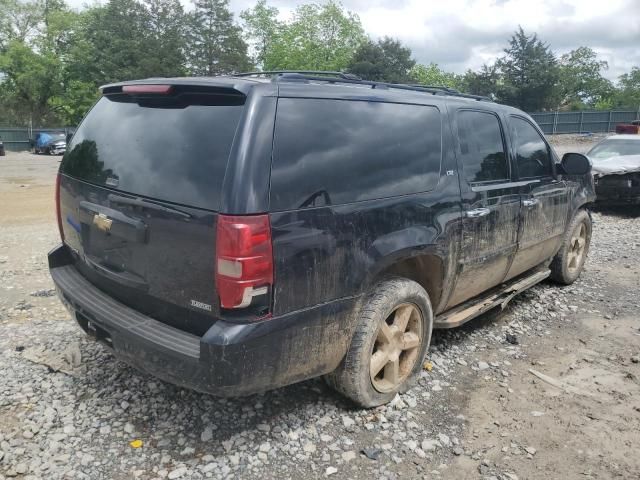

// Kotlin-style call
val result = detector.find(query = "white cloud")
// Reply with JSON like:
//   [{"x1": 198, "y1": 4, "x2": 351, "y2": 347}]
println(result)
[{"x1": 350, "y1": 0, "x2": 640, "y2": 80}]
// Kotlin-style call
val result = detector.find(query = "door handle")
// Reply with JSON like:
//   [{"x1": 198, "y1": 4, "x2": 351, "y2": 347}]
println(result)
[
  {"x1": 523, "y1": 198, "x2": 539, "y2": 208},
  {"x1": 465, "y1": 208, "x2": 491, "y2": 218}
]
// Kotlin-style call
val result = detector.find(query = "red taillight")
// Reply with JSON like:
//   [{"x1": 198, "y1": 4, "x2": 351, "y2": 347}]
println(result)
[
  {"x1": 216, "y1": 214, "x2": 273, "y2": 310},
  {"x1": 122, "y1": 84, "x2": 172, "y2": 95},
  {"x1": 55, "y1": 173, "x2": 65, "y2": 241}
]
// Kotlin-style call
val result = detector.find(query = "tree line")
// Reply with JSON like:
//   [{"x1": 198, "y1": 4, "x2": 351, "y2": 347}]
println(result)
[{"x1": 1, "y1": 0, "x2": 638, "y2": 126}]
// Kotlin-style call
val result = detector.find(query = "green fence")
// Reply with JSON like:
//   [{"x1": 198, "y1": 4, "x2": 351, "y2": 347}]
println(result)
[
  {"x1": 0, "y1": 127, "x2": 75, "y2": 151},
  {"x1": 530, "y1": 109, "x2": 640, "y2": 135}
]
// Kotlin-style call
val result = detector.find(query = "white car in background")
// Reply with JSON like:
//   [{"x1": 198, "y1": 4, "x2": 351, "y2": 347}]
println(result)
[{"x1": 587, "y1": 134, "x2": 640, "y2": 205}]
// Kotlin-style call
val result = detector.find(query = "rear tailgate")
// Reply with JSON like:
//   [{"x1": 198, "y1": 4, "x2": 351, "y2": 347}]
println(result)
[{"x1": 58, "y1": 83, "x2": 245, "y2": 335}]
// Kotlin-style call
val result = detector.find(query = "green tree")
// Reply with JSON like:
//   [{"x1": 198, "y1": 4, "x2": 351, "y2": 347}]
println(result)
[
  {"x1": 139, "y1": 0, "x2": 187, "y2": 77},
  {"x1": 1, "y1": 0, "x2": 101, "y2": 126},
  {"x1": 498, "y1": 26, "x2": 559, "y2": 111},
  {"x1": 39, "y1": 2, "x2": 80, "y2": 55},
  {"x1": 48, "y1": 79, "x2": 99, "y2": 124},
  {"x1": 77, "y1": 0, "x2": 156, "y2": 84},
  {"x1": 612, "y1": 67, "x2": 640, "y2": 109},
  {"x1": 347, "y1": 37, "x2": 415, "y2": 83},
  {"x1": 409, "y1": 63, "x2": 460, "y2": 88},
  {"x1": 558, "y1": 46, "x2": 613, "y2": 109},
  {"x1": 186, "y1": 0, "x2": 251, "y2": 75},
  {"x1": 459, "y1": 64, "x2": 500, "y2": 98},
  {"x1": 0, "y1": 0, "x2": 41, "y2": 51},
  {"x1": 240, "y1": 0, "x2": 280, "y2": 69},
  {"x1": 0, "y1": 40, "x2": 63, "y2": 125},
  {"x1": 75, "y1": 0, "x2": 186, "y2": 83},
  {"x1": 266, "y1": 1, "x2": 366, "y2": 71}
]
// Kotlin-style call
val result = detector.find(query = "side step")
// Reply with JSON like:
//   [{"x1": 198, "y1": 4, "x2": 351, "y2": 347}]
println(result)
[{"x1": 434, "y1": 269, "x2": 551, "y2": 329}]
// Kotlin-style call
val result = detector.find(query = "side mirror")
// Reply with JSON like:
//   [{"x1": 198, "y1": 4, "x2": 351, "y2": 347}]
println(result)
[{"x1": 561, "y1": 152, "x2": 591, "y2": 175}]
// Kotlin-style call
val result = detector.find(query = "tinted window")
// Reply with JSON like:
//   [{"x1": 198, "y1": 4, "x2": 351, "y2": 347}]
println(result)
[
  {"x1": 271, "y1": 99, "x2": 441, "y2": 210},
  {"x1": 456, "y1": 110, "x2": 509, "y2": 183},
  {"x1": 61, "y1": 95, "x2": 243, "y2": 210},
  {"x1": 511, "y1": 116, "x2": 552, "y2": 178}
]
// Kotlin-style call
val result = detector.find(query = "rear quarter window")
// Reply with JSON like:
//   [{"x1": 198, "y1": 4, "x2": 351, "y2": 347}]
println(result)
[{"x1": 270, "y1": 98, "x2": 442, "y2": 210}]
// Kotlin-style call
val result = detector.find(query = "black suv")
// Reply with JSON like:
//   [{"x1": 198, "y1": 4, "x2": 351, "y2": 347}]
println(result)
[{"x1": 49, "y1": 72, "x2": 595, "y2": 407}]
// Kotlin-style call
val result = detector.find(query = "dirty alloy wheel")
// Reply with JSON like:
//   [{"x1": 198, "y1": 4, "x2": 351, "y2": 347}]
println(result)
[
  {"x1": 567, "y1": 222, "x2": 588, "y2": 273},
  {"x1": 325, "y1": 278, "x2": 433, "y2": 408},
  {"x1": 550, "y1": 209, "x2": 592, "y2": 285},
  {"x1": 370, "y1": 303, "x2": 423, "y2": 393}
]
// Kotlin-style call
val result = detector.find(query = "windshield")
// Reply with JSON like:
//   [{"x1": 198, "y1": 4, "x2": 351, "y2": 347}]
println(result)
[
  {"x1": 587, "y1": 139, "x2": 640, "y2": 160},
  {"x1": 61, "y1": 94, "x2": 243, "y2": 210}
]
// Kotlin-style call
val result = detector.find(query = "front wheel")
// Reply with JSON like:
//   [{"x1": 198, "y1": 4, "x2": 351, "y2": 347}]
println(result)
[
  {"x1": 550, "y1": 209, "x2": 592, "y2": 285},
  {"x1": 325, "y1": 278, "x2": 433, "y2": 408}
]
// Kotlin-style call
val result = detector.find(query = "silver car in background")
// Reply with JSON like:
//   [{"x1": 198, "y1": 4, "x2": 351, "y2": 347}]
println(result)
[{"x1": 588, "y1": 134, "x2": 640, "y2": 205}]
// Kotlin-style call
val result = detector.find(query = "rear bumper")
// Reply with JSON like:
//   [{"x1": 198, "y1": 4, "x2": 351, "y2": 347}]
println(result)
[{"x1": 48, "y1": 244, "x2": 357, "y2": 396}]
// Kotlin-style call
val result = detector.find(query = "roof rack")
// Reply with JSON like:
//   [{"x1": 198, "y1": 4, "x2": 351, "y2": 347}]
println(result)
[
  {"x1": 233, "y1": 70, "x2": 492, "y2": 102},
  {"x1": 235, "y1": 70, "x2": 362, "y2": 80},
  {"x1": 406, "y1": 84, "x2": 458, "y2": 94}
]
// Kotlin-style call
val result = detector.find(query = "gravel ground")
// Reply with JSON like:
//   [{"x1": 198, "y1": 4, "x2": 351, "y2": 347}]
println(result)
[
  {"x1": 547, "y1": 133, "x2": 608, "y2": 157},
  {"x1": 1, "y1": 142, "x2": 639, "y2": 480}
]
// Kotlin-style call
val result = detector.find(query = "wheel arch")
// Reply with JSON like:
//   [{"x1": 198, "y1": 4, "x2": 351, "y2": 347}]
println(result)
[{"x1": 365, "y1": 251, "x2": 447, "y2": 314}]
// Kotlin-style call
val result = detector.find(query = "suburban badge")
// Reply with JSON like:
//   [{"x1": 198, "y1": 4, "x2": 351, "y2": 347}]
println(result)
[{"x1": 190, "y1": 299, "x2": 212, "y2": 311}]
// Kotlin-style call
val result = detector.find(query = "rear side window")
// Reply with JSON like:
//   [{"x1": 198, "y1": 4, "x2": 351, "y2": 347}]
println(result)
[
  {"x1": 510, "y1": 116, "x2": 552, "y2": 178},
  {"x1": 61, "y1": 94, "x2": 243, "y2": 210},
  {"x1": 270, "y1": 98, "x2": 442, "y2": 210},
  {"x1": 456, "y1": 110, "x2": 509, "y2": 183}
]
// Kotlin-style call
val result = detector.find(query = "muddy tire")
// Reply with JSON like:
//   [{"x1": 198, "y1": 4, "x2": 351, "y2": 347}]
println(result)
[
  {"x1": 325, "y1": 278, "x2": 433, "y2": 408},
  {"x1": 550, "y1": 209, "x2": 592, "y2": 285}
]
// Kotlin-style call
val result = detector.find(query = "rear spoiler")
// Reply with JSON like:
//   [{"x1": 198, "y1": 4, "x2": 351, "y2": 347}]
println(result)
[
  {"x1": 100, "y1": 78, "x2": 252, "y2": 97},
  {"x1": 101, "y1": 80, "x2": 248, "y2": 107}
]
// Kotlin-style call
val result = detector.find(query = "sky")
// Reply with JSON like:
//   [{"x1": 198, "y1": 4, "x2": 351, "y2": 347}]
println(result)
[{"x1": 70, "y1": 0, "x2": 640, "y2": 81}]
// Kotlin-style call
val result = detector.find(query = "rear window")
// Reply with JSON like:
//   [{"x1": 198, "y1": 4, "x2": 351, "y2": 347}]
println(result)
[
  {"x1": 61, "y1": 94, "x2": 243, "y2": 210},
  {"x1": 270, "y1": 98, "x2": 442, "y2": 210}
]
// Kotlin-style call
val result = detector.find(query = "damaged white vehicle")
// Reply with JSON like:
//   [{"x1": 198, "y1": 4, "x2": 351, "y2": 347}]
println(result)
[{"x1": 588, "y1": 134, "x2": 640, "y2": 205}]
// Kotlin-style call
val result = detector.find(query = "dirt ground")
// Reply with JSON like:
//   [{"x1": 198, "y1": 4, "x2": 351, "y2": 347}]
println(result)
[
  {"x1": 1, "y1": 138, "x2": 639, "y2": 480},
  {"x1": 0, "y1": 152, "x2": 59, "y2": 227}
]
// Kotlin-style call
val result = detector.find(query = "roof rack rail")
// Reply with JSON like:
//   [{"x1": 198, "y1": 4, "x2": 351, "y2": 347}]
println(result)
[
  {"x1": 406, "y1": 84, "x2": 457, "y2": 93},
  {"x1": 233, "y1": 71, "x2": 493, "y2": 102},
  {"x1": 235, "y1": 70, "x2": 362, "y2": 80}
]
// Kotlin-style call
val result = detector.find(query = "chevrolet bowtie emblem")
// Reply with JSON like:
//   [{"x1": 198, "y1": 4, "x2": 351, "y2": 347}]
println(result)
[{"x1": 93, "y1": 213, "x2": 113, "y2": 232}]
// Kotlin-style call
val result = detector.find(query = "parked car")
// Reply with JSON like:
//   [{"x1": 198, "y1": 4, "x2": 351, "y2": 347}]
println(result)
[
  {"x1": 34, "y1": 132, "x2": 67, "y2": 155},
  {"x1": 615, "y1": 119, "x2": 640, "y2": 134},
  {"x1": 48, "y1": 72, "x2": 595, "y2": 407},
  {"x1": 588, "y1": 134, "x2": 640, "y2": 205}
]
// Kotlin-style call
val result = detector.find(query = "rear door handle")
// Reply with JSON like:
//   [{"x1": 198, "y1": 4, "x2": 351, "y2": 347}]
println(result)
[
  {"x1": 523, "y1": 198, "x2": 539, "y2": 208},
  {"x1": 465, "y1": 208, "x2": 491, "y2": 218}
]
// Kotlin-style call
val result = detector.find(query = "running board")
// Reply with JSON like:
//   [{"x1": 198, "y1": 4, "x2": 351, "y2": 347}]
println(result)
[{"x1": 434, "y1": 269, "x2": 551, "y2": 329}]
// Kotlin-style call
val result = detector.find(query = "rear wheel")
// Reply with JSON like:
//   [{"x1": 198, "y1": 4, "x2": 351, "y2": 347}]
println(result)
[
  {"x1": 550, "y1": 209, "x2": 592, "y2": 284},
  {"x1": 325, "y1": 278, "x2": 433, "y2": 407}
]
